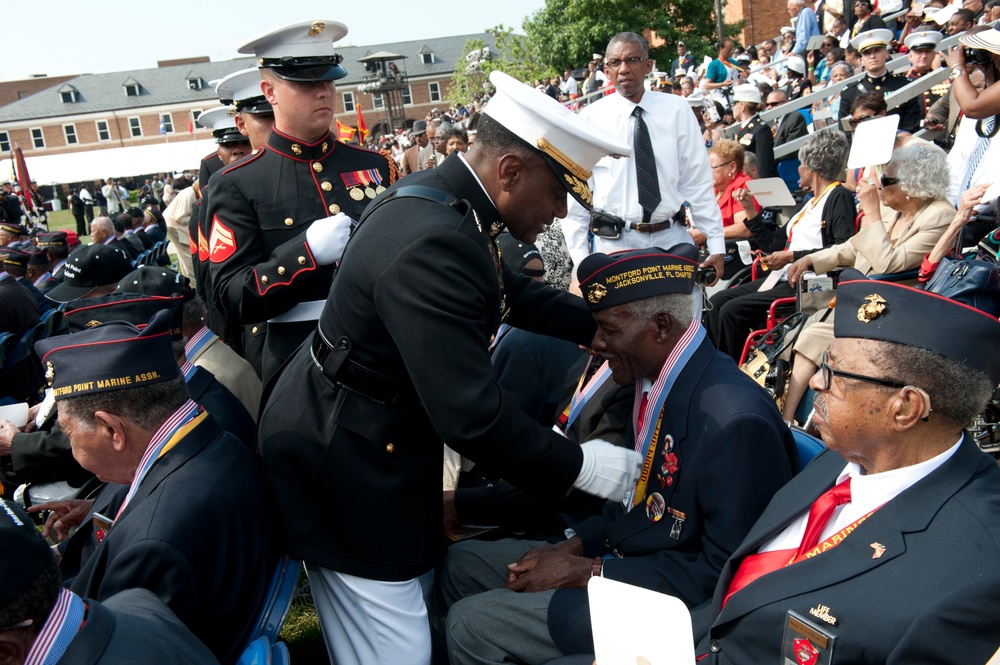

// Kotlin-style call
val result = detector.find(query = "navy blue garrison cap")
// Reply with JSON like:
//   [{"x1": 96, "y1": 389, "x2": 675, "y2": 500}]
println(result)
[{"x1": 577, "y1": 244, "x2": 699, "y2": 311}]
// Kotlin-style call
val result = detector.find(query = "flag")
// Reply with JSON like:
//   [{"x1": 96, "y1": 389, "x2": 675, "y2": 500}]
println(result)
[
  {"x1": 188, "y1": 117, "x2": 194, "y2": 138},
  {"x1": 159, "y1": 121, "x2": 166, "y2": 135},
  {"x1": 336, "y1": 120, "x2": 356, "y2": 142},
  {"x1": 13, "y1": 145, "x2": 34, "y2": 212},
  {"x1": 356, "y1": 104, "x2": 369, "y2": 143}
]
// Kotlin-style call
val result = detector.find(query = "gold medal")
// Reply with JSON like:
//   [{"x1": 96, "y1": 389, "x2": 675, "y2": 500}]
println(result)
[
  {"x1": 375, "y1": 185, "x2": 386, "y2": 194},
  {"x1": 350, "y1": 188, "x2": 364, "y2": 201},
  {"x1": 365, "y1": 187, "x2": 376, "y2": 199}
]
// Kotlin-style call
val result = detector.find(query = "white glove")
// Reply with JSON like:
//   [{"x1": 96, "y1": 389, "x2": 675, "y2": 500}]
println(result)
[
  {"x1": 305, "y1": 213, "x2": 354, "y2": 265},
  {"x1": 572, "y1": 439, "x2": 642, "y2": 502}
]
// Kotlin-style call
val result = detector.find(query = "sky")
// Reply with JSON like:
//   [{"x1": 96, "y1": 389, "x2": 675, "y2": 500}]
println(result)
[{"x1": 5, "y1": 0, "x2": 546, "y2": 82}]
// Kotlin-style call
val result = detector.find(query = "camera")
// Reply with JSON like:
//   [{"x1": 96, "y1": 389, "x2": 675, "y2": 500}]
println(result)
[
  {"x1": 697, "y1": 265, "x2": 718, "y2": 285},
  {"x1": 965, "y1": 47, "x2": 993, "y2": 66}
]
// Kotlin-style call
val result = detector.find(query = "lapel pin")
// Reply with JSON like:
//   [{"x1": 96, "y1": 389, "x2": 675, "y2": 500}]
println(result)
[{"x1": 870, "y1": 542, "x2": 886, "y2": 559}]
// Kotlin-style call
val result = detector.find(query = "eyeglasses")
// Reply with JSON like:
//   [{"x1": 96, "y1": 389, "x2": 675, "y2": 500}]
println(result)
[
  {"x1": 819, "y1": 351, "x2": 908, "y2": 391},
  {"x1": 710, "y1": 160, "x2": 735, "y2": 169},
  {"x1": 765, "y1": 101, "x2": 783, "y2": 107},
  {"x1": 847, "y1": 113, "x2": 878, "y2": 128},
  {"x1": 605, "y1": 56, "x2": 647, "y2": 69},
  {"x1": 880, "y1": 176, "x2": 900, "y2": 187}
]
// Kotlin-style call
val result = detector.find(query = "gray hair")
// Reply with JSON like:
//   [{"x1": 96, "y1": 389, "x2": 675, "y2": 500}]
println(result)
[
  {"x1": 871, "y1": 340, "x2": 993, "y2": 429},
  {"x1": 830, "y1": 61, "x2": 853, "y2": 77},
  {"x1": 625, "y1": 293, "x2": 694, "y2": 329},
  {"x1": 59, "y1": 374, "x2": 189, "y2": 433},
  {"x1": 90, "y1": 217, "x2": 114, "y2": 236},
  {"x1": 607, "y1": 32, "x2": 650, "y2": 58},
  {"x1": 885, "y1": 142, "x2": 950, "y2": 202},
  {"x1": 799, "y1": 130, "x2": 849, "y2": 181}
]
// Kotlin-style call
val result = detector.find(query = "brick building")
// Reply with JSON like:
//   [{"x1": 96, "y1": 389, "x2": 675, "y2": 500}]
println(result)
[{"x1": 0, "y1": 33, "x2": 496, "y2": 183}]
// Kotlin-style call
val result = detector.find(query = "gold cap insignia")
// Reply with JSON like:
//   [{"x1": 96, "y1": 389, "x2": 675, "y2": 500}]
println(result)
[
  {"x1": 588, "y1": 283, "x2": 608, "y2": 304},
  {"x1": 489, "y1": 221, "x2": 503, "y2": 238},
  {"x1": 564, "y1": 174, "x2": 593, "y2": 206},
  {"x1": 308, "y1": 21, "x2": 326, "y2": 36},
  {"x1": 227, "y1": 108, "x2": 237, "y2": 117},
  {"x1": 291, "y1": 144, "x2": 302, "y2": 156},
  {"x1": 85, "y1": 320, "x2": 102, "y2": 328},
  {"x1": 857, "y1": 294, "x2": 887, "y2": 323},
  {"x1": 45, "y1": 362, "x2": 55, "y2": 387},
  {"x1": 871, "y1": 542, "x2": 886, "y2": 559}
]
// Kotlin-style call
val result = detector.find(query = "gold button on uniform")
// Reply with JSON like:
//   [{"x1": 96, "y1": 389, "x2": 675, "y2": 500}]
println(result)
[
  {"x1": 251, "y1": 326, "x2": 259, "y2": 334},
  {"x1": 261, "y1": 275, "x2": 268, "y2": 284},
  {"x1": 284, "y1": 217, "x2": 294, "y2": 226},
  {"x1": 313, "y1": 162, "x2": 323, "y2": 173},
  {"x1": 386, "y1": 443, "x2": 395, "y2": 453},
  {"x1": 328, "y1": 204, "x2": 340, "y2": 214},
  {"x1": 277, "y1": 267, "x2": 286, "y2": 275},
  {"x1": 298, "y1": 256, "x2": 306, "y2": 265},
  {"x1": 321, "y1": 181, "x2": 332, "y2": 192}
]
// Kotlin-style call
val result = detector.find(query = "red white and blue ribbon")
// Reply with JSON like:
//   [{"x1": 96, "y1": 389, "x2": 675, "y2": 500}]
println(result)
[{"x1": 23, "y1": 589, "x2": 86, "y2": 665}]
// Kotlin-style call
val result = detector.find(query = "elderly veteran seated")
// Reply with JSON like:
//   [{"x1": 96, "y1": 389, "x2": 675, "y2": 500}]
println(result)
[
  {"x1": 442, "y1": 245, "x2": 795, "y2": 665},
  {"x1": 30, "y1": 310, "x2": 279, "y2": 664},
  {"x1": 779, "y1": 141, "x2": 955, "y2": 423},
  {"x1": 685, "y1": 275, "x2": 1000, "y2": 663},
  {"x1": 0, "y1": 498, "x2": 219, "y2": 665},
  {"x1": 707, "y1": 130, "x2": 857, "y2": 361}
]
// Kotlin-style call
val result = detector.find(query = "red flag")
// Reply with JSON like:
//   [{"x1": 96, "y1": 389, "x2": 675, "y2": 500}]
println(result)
[
  {"x1": 336, "y1": 120, "x2": 356, "y2": 142},
  {"x1": 13, "y1": 145, "x2": 34, "y2": 212},
  {"x1": 356, "y1": 104, "x2": 369, "y2": 143},
  {"x1": 188, "y1": 116, "x2": 194, "y2": 138}
]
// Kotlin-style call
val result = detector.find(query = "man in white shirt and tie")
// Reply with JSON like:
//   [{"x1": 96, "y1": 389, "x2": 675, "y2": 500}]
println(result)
[{"x1": 562, "y1": 32, "x2": 725, "y2": 289}]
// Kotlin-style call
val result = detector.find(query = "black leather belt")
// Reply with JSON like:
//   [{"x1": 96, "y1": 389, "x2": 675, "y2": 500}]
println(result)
[
  {"x1": 311, "y1": 333, "x2": 411, "y2": 405},
  {"x1": 629, "y1": 219, "x2": 673, "y2": 233}
]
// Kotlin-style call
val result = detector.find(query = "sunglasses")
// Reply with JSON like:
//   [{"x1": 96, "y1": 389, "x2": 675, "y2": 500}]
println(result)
[{"x1": 880, "y1": 176, "x2": 900, "y2": 187}]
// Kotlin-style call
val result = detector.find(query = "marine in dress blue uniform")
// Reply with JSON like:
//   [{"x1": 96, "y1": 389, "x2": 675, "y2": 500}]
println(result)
[{"x1": 837, "y1": 30, "x2": 923, "y2": 132}]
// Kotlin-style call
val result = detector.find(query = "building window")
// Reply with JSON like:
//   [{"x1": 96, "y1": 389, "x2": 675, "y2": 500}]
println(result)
[
  {"x1": 429, "y1": 82, "x2": 441, "y2": 102},
  {"x1": 0, "y1": 132, "x2": 9, "y2": 152},
  {"x1": 124, "y1": 83, "x2": 140, "y2": 97},
  {"x1": 63, "y1": 124, "x2": 78, "y2": 145},
  {"x1": 160, "y1": 113, "x2": 174, "y2": 133},
  {"x1": 420, "y1": 52, "x2": 434, "y2": 64},
  {"x1": 128, "y1": 117, "x2": 142, "y2": 137},
  {"x1": 343, "y1": 91, "x2": 355, "y2": 112},
  {"x1": 187, "y1": 78, "x2": 203, "y2": 91},
  {"x1": 60, "y1": 90, "x2": 77, "y2": 103},
  {"x1": 402, "y1": 86, "x2": 412, "y2": 105},
  {"x1": 96, "y1": 120, "x2": 110, "y2": 142},
  {"x1": 31, "y1": 128, "x2": 45, "y2": 149},
  {"x1": 373, "y1": 93, "x2": 384, "y2": 109},
  {"x1": 191, "y1": 110, "x2": 202, "y2": 126}
]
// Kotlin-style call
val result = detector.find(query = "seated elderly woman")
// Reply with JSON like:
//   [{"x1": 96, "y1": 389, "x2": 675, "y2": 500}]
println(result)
[
  {"x1": 706, "y1": 130, "x2": 856, "y2": 361},
  {"x1": 707, "y1": 139, "x2": 761, "y2": 278},
  {"x1": 780, "y1": 141, "x2": 956, "y2": 423}
]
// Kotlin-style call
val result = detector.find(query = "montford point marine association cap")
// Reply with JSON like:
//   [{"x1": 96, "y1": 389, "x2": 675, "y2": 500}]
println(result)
[
  {"x1": 0, "y1": 247, "x2": 30, "y2": 269},
  {"x1": 63, "y1": 292, "x2": 186, "y2": 340},
  {"x1": 834, "y1": 274, "x2": 1000, "y2": 385},
  {"x1": 35, "y1": 309, "x2": 180, "y2": 400},
  {"x1": 116, "y1": 265, "x2": 193, "y2": 299},
  {"x1": 238, "y1": 19, "x2": 349, "y2": 82},
  {"x1": 197, "y1": 106, "x2": 246, "y2": 145},
  {"x1": 45, "y1": 245, "x2": 133, "y2": 304},
  {"x1": 577, "y1": 244, "x2": 699, "y2": 311},
  {"x1": 0, "y1": 499, "x2": 55, "y2": 609},
  {"x1": 852, "y1": 29, "x2": 894, "y2": 53},
  {"x1": 903, "y1": 30, "x2": 943, "y2": 51},
  {"x1": 28, "y1": 250, "x2": 49, "y2": 267},
  {"x1": 483, "y1": 70, "x2": 631, "y2": 210},
  {"x1": 0, "y1": 222, "x2": 25, "y2": 236},
  {"x1": 36, "y1": 231, "x2": 68, "y2": 250},
  {"x1": 216, "y1": 68, "x2": 274, "y2": 115}
]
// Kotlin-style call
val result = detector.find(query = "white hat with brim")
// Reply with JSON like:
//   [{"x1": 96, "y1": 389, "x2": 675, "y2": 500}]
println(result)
[
  {"x1": 851, "y1": 28, "x2": 894, "y2": 53},
  {"x1": 197, "y1": 106, "x2": 245, "y2": 144},
  {"x1": 237, "y1": 20, "x2": 349, "y2": 81},
  {"x1": 733, "y1": 84, "x2": 763, "y2": 104},
  {"x1": 904, "y1": 30, "x2": 943, "y2": 51},
  {"x1": 926, "y1": 5, "x2": 958, "y2": 24},
  {"x1": 787, "y1": 55, "x2": 807, "y2": 74},
  {"x1": 215, "y1": 68, "x2": 273, "y2": 115},
  {"x1": 960, "y1": 26, "x2": 1000, "y2": 56},
  {"x1": 780, "y1": 26, "x2": 795, "y2": 34},
  {"x1": 483, "y1": 71, "x2": 631, "y2": 210}
]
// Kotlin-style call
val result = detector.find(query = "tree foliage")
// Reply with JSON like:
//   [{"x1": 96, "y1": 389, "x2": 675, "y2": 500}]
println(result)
[
  {"x1": 522, "y1": 0, "x2": 743, "y2": 73},
  {"x1": 448, "y1": 25, "x2": 553, "y2": 105}
]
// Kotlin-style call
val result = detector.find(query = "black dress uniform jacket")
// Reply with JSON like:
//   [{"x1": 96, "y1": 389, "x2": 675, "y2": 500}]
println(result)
[
  {"x1": 206, "y1": 127, "x2": 397, "y2": 374},
  {"x1": 61, "y1": 413, "x2": 279, "y2": 665},
  {"x1": 838, "y1": 71, "x2": 922, "y2": 132},
  {"x1": 692, "y1": 436, "x2": 1000, "y2": 664},
  {"x1": 735, "y1": 114, "x2": 776, "y2": 178},
  {"x1": 258, "y1": 155, "x2": 597, "y2": 581}
]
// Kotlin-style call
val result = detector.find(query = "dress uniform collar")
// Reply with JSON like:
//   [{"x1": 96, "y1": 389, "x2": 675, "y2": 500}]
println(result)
[
  {"x1": 439, "y1": 154, "x2": 502, "y2": 236},
  {"x1": 267, "y1": 126, "x2": 335, "y2": 161},
  {"x1": 865, "y1": 71, "x2": 889, "y2": 85}
]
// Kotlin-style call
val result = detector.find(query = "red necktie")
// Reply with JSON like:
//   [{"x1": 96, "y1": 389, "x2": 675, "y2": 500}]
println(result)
[
  {"x1": 637, "y1": 391, "x2": 650, "y2": 432},
  {"x1": 723, "y1": 478, "x2": 852, "y2": 606}
]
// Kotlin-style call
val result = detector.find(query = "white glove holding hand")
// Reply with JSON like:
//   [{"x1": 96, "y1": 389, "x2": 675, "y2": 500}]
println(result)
[
  {"x1": 572, "y1": 439, "x2": 642, "y2": 502},
  {"x1": 305, "y1": 213, "x2": 354, "y2": 265}
]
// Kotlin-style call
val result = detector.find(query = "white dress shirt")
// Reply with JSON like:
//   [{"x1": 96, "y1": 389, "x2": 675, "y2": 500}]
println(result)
[{"x1": 562, "y1": 89, "x2": 724, "y2": 270}]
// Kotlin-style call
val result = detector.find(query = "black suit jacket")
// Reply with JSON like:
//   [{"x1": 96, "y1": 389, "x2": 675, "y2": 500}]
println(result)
[
  {"x1": 142, "y1": 225, "x2": 166, "y2": 244},
  {"x1": 547, "y1": 339, "x2": 796, "y2": 656},
  {"x1": 258, "y1": 154, "x2": 598, "y2": 581},
  {"x1": 773, "y1": 110, "x2": 809, "y2": 147},
  {"x1": 693, "y1": 436, "x2": 1000, "y2": 663},
  {"x1": 61, "y1": 413, "x2": 279, "y2": 665},
  {"x1": 0, "y1": 275, "x2": 41, "y2": 401}
]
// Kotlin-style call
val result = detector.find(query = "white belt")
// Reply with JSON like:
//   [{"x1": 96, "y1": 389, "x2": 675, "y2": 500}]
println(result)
[{"x1": 268, "y1": 299, "x2": 325, "y2": 324}]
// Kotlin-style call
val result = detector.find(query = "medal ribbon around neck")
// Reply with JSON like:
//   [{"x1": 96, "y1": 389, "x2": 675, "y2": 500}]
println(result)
[
  {"x1": 627, "y1": 318, "x2": 705, "y2": 510},
  {"x1": 564, "y1": 361, "x2": 613, "y2": 429}
]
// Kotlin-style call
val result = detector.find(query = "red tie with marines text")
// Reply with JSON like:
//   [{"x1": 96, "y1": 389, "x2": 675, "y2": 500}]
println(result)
[{"x1": 723, "y1": 478, "x2": 852, "y2": 606}]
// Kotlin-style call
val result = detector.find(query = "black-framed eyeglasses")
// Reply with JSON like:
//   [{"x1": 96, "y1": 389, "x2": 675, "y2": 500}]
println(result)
[
  {"x1": 605, "y1": 56, "x2": 647, "y2": 69},
  {"x1": 819, "y1": 351, "x2": 908, "y2": 391},
  {"x1": 765, "y1": 101, "x2": 782, "y2": 107},
  {"x1": 711, "y1": 160, "x2": 735, "y2": 169},
  {"x1": 880, "y1": 176, "x2": 900, "y2": 187}
]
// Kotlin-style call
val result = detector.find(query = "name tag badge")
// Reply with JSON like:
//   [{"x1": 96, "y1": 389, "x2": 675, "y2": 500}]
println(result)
[{"x1": 781, "y1": 610, "x2": 836, "y2": 665}]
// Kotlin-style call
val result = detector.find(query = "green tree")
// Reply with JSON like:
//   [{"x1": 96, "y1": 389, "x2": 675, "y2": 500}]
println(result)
[
  {"x1": 448, "y1": 25, "x2": 553, "y2": 106},
  {"x1": 522, "y1": 0, "x2": 742, "y2": 73}
]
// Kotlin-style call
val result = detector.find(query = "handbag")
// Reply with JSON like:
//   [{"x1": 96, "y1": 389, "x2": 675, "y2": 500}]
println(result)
[
  {"x1": 923, "y1": 256, "x2": 1000, "y2": 317},
  {"x1": 740, "y1": 311, "x2": 807, "y2": 400}
]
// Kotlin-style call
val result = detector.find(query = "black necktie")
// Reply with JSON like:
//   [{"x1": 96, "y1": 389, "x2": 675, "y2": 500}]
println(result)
[{"x1": 632, "y1": 106, "x2": 661, "y2": 223}]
